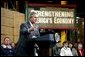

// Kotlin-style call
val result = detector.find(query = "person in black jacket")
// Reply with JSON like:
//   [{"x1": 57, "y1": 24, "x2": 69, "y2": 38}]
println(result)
[{"x1": 1, "y1": 37, "x2": 16, "y2": 56}]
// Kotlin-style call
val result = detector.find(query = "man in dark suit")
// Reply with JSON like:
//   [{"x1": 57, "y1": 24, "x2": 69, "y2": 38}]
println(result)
[{"x1": 16, "y1": 11, "x2": 40, "y2": 56}]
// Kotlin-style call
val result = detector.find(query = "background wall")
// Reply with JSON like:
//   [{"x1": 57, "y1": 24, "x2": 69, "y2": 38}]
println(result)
[{"x1": 1, "y1": 7, "x2": 25, "y2": 44}]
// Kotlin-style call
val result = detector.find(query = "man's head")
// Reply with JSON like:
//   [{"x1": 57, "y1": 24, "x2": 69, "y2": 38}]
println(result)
[
  {"x1": 63, "y1": 41, "x2": 68, "y2": 48},
  {"x1": 30, "y1": 11, "x2": 38, "y2": 24},
  {"x1": 4, "y1": 37, "x2": 11, "y2": 45},
  {"x1": 69, "y1": 43, "x2": 73, "y2": 48}
]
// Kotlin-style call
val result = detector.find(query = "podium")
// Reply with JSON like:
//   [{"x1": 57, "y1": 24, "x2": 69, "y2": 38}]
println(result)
[
  {"x1": 36, "y1": 34, "x2": 55, "y2": 56},
  {"x1": 37, "y1": 34, "x2": 54, "y2": 41}
]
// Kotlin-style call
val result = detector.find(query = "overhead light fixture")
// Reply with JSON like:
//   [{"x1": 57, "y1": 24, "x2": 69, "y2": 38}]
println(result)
[
  {"x1": 47, "y1": 0, "x2": 53, "y2": 3},
  {"x1": 61, "y1": 1, "x2": 67, "y2": 5}
]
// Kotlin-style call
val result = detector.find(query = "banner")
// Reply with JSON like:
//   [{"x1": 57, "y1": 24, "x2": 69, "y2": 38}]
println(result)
[{"x1": 29, "y1": 8, "x2": 75, "y2": 29}]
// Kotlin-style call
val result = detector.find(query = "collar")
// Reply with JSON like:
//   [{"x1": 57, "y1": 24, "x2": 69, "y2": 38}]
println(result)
[
  {"x1": 29, "y1": 21, "x2": 34, "y2": 27},
  {"x1": 1, "y1": 44, "x2": 12, "y2": 49},
  {"x1": 63, "y1": 47, "x2": 69, "y2": 50}
]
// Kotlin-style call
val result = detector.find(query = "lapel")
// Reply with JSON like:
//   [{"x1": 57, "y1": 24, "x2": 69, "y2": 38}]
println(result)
[{"x1": 25, "y1": 21, "x2": 31, "y2": 29}]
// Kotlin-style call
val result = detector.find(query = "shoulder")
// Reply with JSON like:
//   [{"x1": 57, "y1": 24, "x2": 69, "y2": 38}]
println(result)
[
  {"x1": 1, "y1": 44, "x2": 6, "y2": 48},
  {"x1": 72, "y1": 48, "x2": 77, "y2": 50},
  {"x1": 68, "y1": 48, "x2": 71, "y2": 50},
  {"x1": 21, "y1": 22, "x2": 26, "y2": 26},
  {"x1": 20, "y1": 22, "x2": 29, "y2": 27},
  {"x1": 68, "y1": 47, "x2": 70, "y2": 49},
  {"x1": 81, "y1": 48, "x2": 84, "y2": 51},
  {"x1": 61, "y1": 47, "x2": 65, "y2": 51}
]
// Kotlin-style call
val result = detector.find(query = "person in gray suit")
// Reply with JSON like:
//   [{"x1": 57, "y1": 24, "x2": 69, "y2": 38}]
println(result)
[{"x1": 16, "y1": 11, "x2": 41, "y2": 56}]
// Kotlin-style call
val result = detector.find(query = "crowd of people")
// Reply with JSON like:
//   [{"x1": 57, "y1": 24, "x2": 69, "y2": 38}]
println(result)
[
  {"x1": 52, "y1": 41, "x2": 84, "y2": 56},
  {"x1": 1, "y1": 37, "x2": 84, "y2": 56},
  {"x1": 1, "y1": 37, "x2": 40, "y2": 56}
]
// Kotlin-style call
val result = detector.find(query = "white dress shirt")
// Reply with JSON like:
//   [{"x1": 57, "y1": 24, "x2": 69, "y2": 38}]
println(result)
[
  {"x1": 29, "y1": 21, "x2": 39, "y2": 39},
  {"x1": 1, "y1": 44, "x2": 12, "y2": 49},
  {"x1": 60, "y1": 47, "x2": 73, "y2": 56}
]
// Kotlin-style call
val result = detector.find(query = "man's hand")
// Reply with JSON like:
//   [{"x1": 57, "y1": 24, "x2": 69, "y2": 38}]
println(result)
[{"x1": 28, "y1": 26, "x2": 35, "y2": 32}]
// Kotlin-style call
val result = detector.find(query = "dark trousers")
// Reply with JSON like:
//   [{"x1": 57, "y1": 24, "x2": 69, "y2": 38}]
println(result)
[{"x1": 16, "y1": 40, "x2": 36, "y2": 56}]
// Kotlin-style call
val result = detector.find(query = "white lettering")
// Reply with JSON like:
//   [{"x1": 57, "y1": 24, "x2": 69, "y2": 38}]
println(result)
[
  {"x1": 54, "y1": 17, "x2": 74, "y2": 24},
  {"x1": 36, "y1": 17, "x2": 52, "y2": 23}
]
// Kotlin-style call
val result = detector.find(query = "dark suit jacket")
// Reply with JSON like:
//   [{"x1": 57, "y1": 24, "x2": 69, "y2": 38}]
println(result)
[
  {"x1": 15, "y1": 21, "x2": 40, "y2": 56},
  {"x1": 1, "y1": 44, "x2": 16, "y2": 56}
]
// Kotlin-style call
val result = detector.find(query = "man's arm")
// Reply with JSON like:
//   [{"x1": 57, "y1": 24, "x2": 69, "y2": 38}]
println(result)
[{"x1": 20, "y1": 23, "x2": 30, "y2": 34}]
